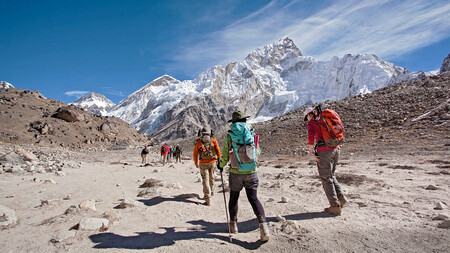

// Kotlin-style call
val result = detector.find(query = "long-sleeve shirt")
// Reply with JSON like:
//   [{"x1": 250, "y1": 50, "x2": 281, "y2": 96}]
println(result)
[
  {"x1": 307, "y1": 119, "x2": 338, "y2": 152},
  {"x1": 193, "y1": 137, "x2": 221, "y2": 166}
]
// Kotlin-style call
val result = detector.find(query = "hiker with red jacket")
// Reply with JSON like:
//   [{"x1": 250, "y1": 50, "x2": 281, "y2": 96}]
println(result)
[
  {"x1": 193, "y1": 128, "x2": 221, "y2": 206},
  {"x1": 304, "y1": 106, "x2": 348, "y2": 215},
  {"x1": 160, "y1": 143, "x2": 170, "y2": 166}
]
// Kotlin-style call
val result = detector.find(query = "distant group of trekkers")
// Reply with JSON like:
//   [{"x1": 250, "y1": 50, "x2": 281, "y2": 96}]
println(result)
[
  {"x1": 140, "y1": 107, "x2": 348, "y2": 243},
  {"x1": 140, "y1": 143, "x2": 183, "y2": 166}
]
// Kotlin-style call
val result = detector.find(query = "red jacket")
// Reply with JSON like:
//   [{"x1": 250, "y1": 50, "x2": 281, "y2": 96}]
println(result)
[{"x1": 307, "y1": 119, "x2": 338, "y2": 152}]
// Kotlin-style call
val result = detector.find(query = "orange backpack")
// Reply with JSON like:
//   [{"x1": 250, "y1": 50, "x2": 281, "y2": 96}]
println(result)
[{"x1": 318, "y1": 109, "x2": 344, "y2": 147}]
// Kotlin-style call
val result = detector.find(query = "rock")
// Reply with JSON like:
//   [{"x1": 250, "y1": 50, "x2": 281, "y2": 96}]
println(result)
[
  {"x1": 115, "y1": 198, "x2": 140, "y2": 209},
  {"x1": 52, "y1": 107, "x2": 80, "y2": 122},
  {"x1": 167, "y1": 182, "x2": 183, "y2": 189},
  {"x1": 16, "y1": 148, "x2": 38, "y2": 161},
  {"x1": 55, "y1": 171, "x2": 65, "y2": 176},
  {"x1": 276, "y1": 215, "x2": 286, "y2": 222},
  {"x1": 432, "y1": 214, "x2": 449, "y2": 220},
  {"x1": 0, "y1": 205, "x2": 17, "y2": 229},
  {"x1": 50, "y1": 230, "x2": 75, "y2": 244},
  {"x1": 437, "y1": 220, "x2": 450, "y2": 229},
  {"x1": 63, "y1": 195, "x2": 71, "y2": 200},
  {"x1": 137, "y1": 187, "x2": 161, "y2": 197},
  {"x1": 426, "y1": 185, "x2": 439, "y2": 190},
  {"x1": 281, "y1": 197, "x2": 289, "y2": 203},
  {"x1": 78, "y1": 217, "x2": 109, "y2": 231},
  {"x1": 44, "y1": 179, "x2": 56, "y2": 184},
  {"x1": 102, "y1": 210, "x2": 121, "y2": 224},
  {"x1": 267, "y1": 198, "x2": 275, "y2": 202},
  {"x1": 64, "y1": 205, "x2": 80, "y2": 215},
  {"x1": 139, "y1": 178, "x2": 164, "y2": 188},
  {"x1": 79, "y1": 200, "x2": 96, "y2": 211},
  {"x1": 435, "y1": 202, "x2": 447, "y2": 210}
]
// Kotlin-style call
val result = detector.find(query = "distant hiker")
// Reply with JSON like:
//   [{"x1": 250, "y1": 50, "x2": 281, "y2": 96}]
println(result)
[
  {"x1": 217, "y1": 110, "x2": 270, "y2": 242},
  {"x1": 161, "y1": 143, "x2": 170, "y2": 166},
  {"x1": 141, "y1": 146, "x2": 149, "y2": 164},
  {"x1": 193, "y1": 128, "x2": 221, "y2": 206},
  {"x1": 304, "y1": 106, "x2": 348, "y2": 216},
  {"x1": 168, "y1": 146, "x2": 173, "y2": 162},
  {"x1": 174, "y1": 144, "x2": 183, "y2": 163}
]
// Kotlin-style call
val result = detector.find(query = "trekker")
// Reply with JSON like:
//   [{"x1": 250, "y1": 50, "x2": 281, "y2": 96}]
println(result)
[
  {"x1": 168, "y1": 146, "x2": 173, "y2": 162},
  {"x1": 174, "y1": 144, "x2": 182, "y2": 163},
  {"x1": 193, "y1": 128, "x2": 221, "y2": 206},
  {"x1": 217, "y1": 110, "x2": 270, "y2": 242},
  {"x1": 141, "y1": 146, "x2": 149, "y2": 164},
  {"x1": 304, "y1": 107, "x2": 348, "y2": 215},
  {"x1": 160, "y1": 143, "x2": 170, "y2": 166}
]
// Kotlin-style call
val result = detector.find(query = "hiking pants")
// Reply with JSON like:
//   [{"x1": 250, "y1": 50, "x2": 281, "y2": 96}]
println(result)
[
  {"x1": 176, "y1": 153, "x2": 181, "y2": 163},
  {"x1": 141, "y1": 154, "x2": 147, "y2": 164},
  {"x1": 317, "y1": 148, "x2": 342, "y2": 207},
  {"x1": 162, "y1": 154, "x2": 167, "y2": 165},
  {"x1": 229, "y1": 172, "x2": 266, "y2": 223},
  {"x1": 199, "y1": 162, "x2": 215, "y2": 199}
]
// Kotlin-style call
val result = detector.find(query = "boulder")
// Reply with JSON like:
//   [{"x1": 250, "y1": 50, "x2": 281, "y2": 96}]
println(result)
[
  {"x1": 52, "y1": 107, "x2": 80, "y2": 122},
  {"x1": 78, "y1": 217, "x2": 109, "y2": 231},
  {"x1": 437, "y1": 220, "x2": 450, "y2": 229}
]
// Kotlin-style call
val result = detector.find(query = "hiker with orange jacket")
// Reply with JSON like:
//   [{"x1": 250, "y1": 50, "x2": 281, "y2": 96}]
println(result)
[
  {"x1": 304, "y1": 107, "x2": 348, "y2": 215},
  {"x1": 193, "y1": 128, "x2": 221, "y2": 206}
]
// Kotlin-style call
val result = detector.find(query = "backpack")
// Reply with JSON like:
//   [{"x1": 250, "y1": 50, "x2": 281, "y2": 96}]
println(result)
[
  {"x1": 198, "y1": 136, "x2": 217, "y2": 160},
  {"x1": 317, "y1": 107, "x2": 344, "y2": 147},
  {"x1": 229, "y1": 122, "x2": 258, "y2": 172},
  {"x1": 161, "y1": 145, "x2": 166, "y2": 153},
  {"x1": 142, "y1": 148, "x2": 149, "y2": 155}
]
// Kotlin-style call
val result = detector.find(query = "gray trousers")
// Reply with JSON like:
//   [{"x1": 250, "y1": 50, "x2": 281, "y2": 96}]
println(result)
[{"x1": 317, "y1": 148, "x2": 343, "y2": 207}]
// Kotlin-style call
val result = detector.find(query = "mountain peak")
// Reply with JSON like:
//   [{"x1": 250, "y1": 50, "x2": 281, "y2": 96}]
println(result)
[
  {"x1": 1, "y1": 81, "x2": 14, "y2": 89},
  {"x1": 440, "y1": 53, "x2": 450, "y2": 73},
  {"x1": 149, "y1": 75, "x2": 180, "y2": 86},
  {"x1": 244, "y1": 37, "x2": 302, "y2": 68},
  {"x1": 72, "y1": 92, "x2": 115, "y2": 116}
]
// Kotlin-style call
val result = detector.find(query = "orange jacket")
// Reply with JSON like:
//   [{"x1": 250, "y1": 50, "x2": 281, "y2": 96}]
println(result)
[{"x1": 193, "y1": 137, "x2": 221, "y2": 166}]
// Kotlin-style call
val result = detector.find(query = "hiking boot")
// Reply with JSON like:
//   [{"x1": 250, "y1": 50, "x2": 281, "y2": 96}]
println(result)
[
  {"x1": 259, "y1": 222, "x2": 270, "y2": 242},
  {"x1": 204, "y1": 198, "x2": 211, "y2": 206},
  {"x1": 210, "y1": 191, "x2": 214, "y2": 197},
  {"x1": 338, "y1": 194, "x2": 348, "y2": 208},
  {"x1": 229, "y1": 220, "x2": 238, "y2": 234},
  {"x1": 324, "y1": 206, "x2": 341, "y2": 215}
]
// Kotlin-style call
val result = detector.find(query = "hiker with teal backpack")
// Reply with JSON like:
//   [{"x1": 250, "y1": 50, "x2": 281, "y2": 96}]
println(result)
[{"x1": 217, "y1": 110, "x2": 270, "y2": 242}]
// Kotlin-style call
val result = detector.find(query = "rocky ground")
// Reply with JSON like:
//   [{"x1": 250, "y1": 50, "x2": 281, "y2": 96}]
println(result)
[{"x1": 0, "y1": 73, "x2": 449, "y2": 252}]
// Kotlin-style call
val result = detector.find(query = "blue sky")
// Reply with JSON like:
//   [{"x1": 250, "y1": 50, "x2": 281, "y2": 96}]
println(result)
[{"x1": 1, "y1": 0, "x2": 449, "y2": 104}]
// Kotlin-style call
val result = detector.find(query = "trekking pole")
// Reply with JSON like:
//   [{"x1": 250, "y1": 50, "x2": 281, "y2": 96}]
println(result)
[{"x1": 219, "y1": 163, "x2": 232, "y2": 242}]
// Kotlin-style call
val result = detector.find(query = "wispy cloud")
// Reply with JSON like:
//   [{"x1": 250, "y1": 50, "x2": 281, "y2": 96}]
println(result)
[
  {"x1": 172, "y1": 0, "x2": 450, "y2": 76},
  {"x1": 65, "y1": 90, "x2": 90, "y2": 99}
]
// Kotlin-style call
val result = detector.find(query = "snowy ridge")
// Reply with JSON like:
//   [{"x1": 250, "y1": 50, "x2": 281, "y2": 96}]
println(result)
[
  {"x1": 71, "y1": 92, "x2": 115, "y2": 116},
  {"x1": 108, "y1": 37, "x2": 423, "y2": 140},
  {"x1": 1, "y1": 81, "x2": 14, "y2": 89}
]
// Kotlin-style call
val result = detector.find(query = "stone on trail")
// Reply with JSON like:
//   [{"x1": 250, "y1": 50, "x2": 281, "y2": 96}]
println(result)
[
  {"x1": 115, "y1": 198, "x2": 140, "y2": 209},
  {"x1": 435, "y1": 202, "x2": 447, "y2": 210},
  {"x1": 0, "y1": 205, "x2": 17, "y2": 229},
  {"x1": 79, "y1": 200, "x2": 96, "y2": 211},
  {"x1": 432, "y1": 214, "x2": 449, "y2": 220},
  {"x1": 437, "y1": 220, "x2": 450, "y2": 229},
  {"x1": 137, "y1": 187, "x2": 161, "y2": 197},
  {"x1": 276, "y1": 215, "x2": 286, "y2": 222},
  {"x1": 44, "y1": 179, "x2": 56, "y2": 184},
  {"x1": 167, "y1": 182, "x2": 183, "y2": 189},
  {"x1": 426, "y1": 185, "x2": 439, "y2": 190},
  {"x1": 78, "y1": 217, "x2": 109, "y2": 231},
  {"x1": 281, "y1": 197, "x2": 289, "y2": 203}
]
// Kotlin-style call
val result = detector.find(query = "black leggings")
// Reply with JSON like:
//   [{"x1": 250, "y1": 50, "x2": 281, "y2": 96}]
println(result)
[{"x1": 229, "y1": 188, "x2": 266, "y2": 223}]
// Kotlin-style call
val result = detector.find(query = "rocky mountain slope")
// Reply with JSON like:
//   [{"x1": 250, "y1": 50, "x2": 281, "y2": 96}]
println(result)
[
  {"x1": 108, "y1": 37, "x2": 419, "y2": 141},
  {"x1": 253, "y1": 72, "x2": 450, "y2": 158},
  {"x1": 440, "y1": 54, "x2": 450, "y2": 73},
  {"x1": 0, "y1": 88, "x2": 148, "y2": 149},
  {"x1": 71, "y1": 92, "x2": 115, "y2": 116}
]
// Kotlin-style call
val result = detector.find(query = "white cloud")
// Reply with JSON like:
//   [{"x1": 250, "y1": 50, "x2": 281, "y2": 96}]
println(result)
[
  {"x1": 172, "y1": 0, "x2": 450, "y2": 76},
  {"x1": 65, "y1": 90, "x2": 90, "y2": 99}
]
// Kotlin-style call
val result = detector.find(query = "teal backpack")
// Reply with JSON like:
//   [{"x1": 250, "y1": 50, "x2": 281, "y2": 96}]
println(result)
[{"x1": 229, "y1": 122, "x2": 257, "y2": 172}]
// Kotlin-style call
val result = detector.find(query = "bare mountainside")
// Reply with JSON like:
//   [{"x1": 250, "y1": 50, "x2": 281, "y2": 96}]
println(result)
[{"x1": 0, "y1": 88, "x2": 148, "y2": 149}]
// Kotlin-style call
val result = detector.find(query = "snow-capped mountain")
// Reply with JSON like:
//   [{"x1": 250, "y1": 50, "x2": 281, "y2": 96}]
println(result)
[
  {"x1": 72, "y1": 92, "x2": 115, "y2": 116},
  {"x1": 1, "y1": 81, "x2": 14, "y2": 89},
  {"x1": 108, "y1": 37, "x2": 417, "y2": 140}
]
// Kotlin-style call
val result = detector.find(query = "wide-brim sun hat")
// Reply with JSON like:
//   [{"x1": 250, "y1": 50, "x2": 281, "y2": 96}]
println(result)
[
  {"x1": 304, "y1": 107, "x2": 314, "y2": 121},
  {"x1": 228, "y1": 110, "x2": 251, "y2": 123}
]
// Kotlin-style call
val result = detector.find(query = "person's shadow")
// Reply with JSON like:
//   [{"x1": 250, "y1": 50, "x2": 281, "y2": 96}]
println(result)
[
  {"x1": 138, "y1": 193, "x2": 203, "y2": 206},
  {"x1": 89, "y1": 212, "x2": 332, "y2": 250},
  {"x1": 89, "y1": 219, "x2": 263, "y2": 250}
]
